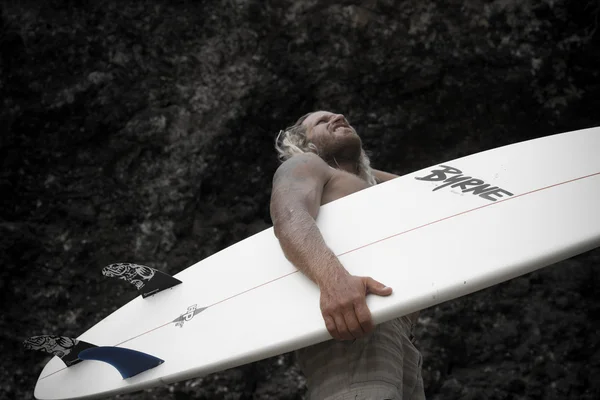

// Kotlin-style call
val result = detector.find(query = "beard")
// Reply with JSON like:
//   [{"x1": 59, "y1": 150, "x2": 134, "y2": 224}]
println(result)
[{"x1": 312, "y1": 132, "x2": 363, "y2": 167}]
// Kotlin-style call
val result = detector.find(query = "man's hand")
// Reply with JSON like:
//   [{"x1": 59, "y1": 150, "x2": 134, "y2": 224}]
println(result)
[{"x1": 319, "y1": 273, "x2": 393, "y2": 341}]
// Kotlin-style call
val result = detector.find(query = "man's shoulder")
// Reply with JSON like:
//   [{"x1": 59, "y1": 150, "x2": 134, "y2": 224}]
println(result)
[
  {"x1": 282, "y1": 152, "x2": 328, "y2": 166},
  {"x1": 277, "y1": 153, "x2": 331, "y2": 173},
  {"x1": 274, "y1": 153, "x2": 333, "y2": 184}
]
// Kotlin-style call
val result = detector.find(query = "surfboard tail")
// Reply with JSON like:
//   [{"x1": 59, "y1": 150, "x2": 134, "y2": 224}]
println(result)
[
  {"x1": 24, "y1": 336, "x2": 164, "y2": 379},
  {"x1": 102, "y1": 263, "x2": 182, "y2": 298},
  {"x1": 23, "y1": 335, "x2": 96, "y2": 367}
]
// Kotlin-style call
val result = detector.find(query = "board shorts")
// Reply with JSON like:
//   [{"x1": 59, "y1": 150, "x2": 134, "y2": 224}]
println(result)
[{"x1": 296, "y1": 313, "x2": 425, "y2": 400}]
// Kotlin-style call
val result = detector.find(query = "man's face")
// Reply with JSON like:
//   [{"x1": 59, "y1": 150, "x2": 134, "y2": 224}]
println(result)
[{"x1": 301, "y1": 111, "x2": 362, "y2": 163}]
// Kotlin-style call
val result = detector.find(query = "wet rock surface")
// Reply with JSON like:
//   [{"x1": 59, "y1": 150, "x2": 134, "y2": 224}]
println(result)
[{"x1": 2, "y1": 1, "x2": 599, "y2": 399}]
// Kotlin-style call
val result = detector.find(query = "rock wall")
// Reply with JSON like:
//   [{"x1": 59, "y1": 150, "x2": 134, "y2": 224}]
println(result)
[{"x1": 2, "y1": 1, "x2": 599, "y2": 399}]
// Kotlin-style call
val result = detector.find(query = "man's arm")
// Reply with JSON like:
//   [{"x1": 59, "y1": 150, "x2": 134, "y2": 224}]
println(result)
[
  {"x1": 270, "y1": 153, "x2": 392, "y2": 341},
  {"x1": 270, "y1": 153, "x2": 339, "y2": 285},
  {"x1": 371, "y1": 168, "x2": 399, "y2": 184}
]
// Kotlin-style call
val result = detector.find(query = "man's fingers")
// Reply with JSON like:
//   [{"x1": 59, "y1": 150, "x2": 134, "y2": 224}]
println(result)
[
  {"x1": 343, "y1": 308, "x2": 365, "y2": 339},
  {"x1": 333, "y1": 314, "x2": 354, "y2": 341},
  {"x1": 354, "y1": 301, "x2": 375, "y2": 334},
  {"x1": 320, "y1": 274, "x2": 390, "y2": 341},
  {"x1": 323, "y1": 314, "x2": 339, "y2": 339},
  {"x1": 364, "y1": 277, "x2": 393, "y2": 296}
]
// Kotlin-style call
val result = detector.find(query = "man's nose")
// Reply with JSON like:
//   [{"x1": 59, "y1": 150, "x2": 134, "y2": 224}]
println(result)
[{"x1": 332, "y1": 114, "x2": 347, "y2": 123}]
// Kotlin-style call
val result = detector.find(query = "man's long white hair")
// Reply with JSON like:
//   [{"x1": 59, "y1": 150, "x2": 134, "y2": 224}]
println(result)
[{"x1": 275, "y1": 112, "x2": 377, "y2": 186}]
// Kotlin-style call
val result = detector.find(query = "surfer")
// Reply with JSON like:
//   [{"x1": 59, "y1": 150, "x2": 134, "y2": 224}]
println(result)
[{"x1": 271, "y1": 111, "x2": 425, "y2": 399}]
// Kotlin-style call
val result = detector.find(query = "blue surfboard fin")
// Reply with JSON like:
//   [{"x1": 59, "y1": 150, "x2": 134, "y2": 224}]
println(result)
[
  {"x1": 78, "y1": 347, "x2": 164, "y2": 379},
  {"x1": 23, "y1": 335, "x2": 97, "y2": 367},
  {"x1": 102, "y1": 263, "x2": 182, "y2": 298}
]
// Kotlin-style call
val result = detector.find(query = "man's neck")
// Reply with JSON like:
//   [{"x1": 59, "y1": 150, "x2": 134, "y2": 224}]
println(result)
[{"x1": 329, "y1": 158, "x2": 359, "y2": 175}]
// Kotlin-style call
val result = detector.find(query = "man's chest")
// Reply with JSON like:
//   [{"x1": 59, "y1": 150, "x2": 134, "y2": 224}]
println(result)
[{"x1": 321, "y1": 170, "x2": 371, "y2": 205}]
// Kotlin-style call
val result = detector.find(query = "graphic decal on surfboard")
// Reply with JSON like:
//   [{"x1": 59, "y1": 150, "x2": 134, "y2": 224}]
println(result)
[
  {"x1": 23, "y1": 335, "x2": 97, "y2": 367},
  {"x1": 166, "y1": 271, "x2": 299, "y2": 329},
  {"x1": 415, "y1": 164, "x2": 514, "y2": 201},
  {"x1": 102, "y1": 263, "x2": 182, "y2": 298},
  {"x1": 172, "y1": 304, "x2": 206, "y2": 328}
]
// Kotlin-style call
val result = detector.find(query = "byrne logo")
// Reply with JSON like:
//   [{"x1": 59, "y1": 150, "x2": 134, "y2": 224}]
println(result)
[
  {"x1": 173, "y1": 304, "x2": 206, "y2": 328},
  {"x1": 415, "y1": 165, "x2": 514, "y2": 202}
]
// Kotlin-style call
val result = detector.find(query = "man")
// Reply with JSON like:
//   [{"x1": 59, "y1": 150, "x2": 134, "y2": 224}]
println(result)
[{"x1": 270, "y1": 111, "x2": 425, "y2": 399}]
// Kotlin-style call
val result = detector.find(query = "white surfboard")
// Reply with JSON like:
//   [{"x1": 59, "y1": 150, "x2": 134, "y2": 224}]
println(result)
[{"x1": 30, "y1": 127, "x2": 600, "y2": 399}]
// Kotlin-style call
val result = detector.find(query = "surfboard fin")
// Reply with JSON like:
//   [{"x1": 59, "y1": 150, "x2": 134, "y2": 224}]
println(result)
[
  {"x1": 78, "y1": 346, "x2": 164, "y2": 379},
  {"x1": 23, "y1": 335, "x2": 96, "y2": 367},
  {"x1": 102, "y1": 263, "x2": 182, "y2": 298}
]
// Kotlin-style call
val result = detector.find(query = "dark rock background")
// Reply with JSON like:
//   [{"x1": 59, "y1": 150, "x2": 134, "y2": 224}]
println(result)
[{"x1": 2, "y1": 0, "x2": 599, "y2": 399}]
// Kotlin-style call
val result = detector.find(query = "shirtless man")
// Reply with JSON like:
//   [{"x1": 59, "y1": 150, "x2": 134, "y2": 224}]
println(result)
[{"x1": 270, "y1": 111, "x2": 425, "y2": 399}]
